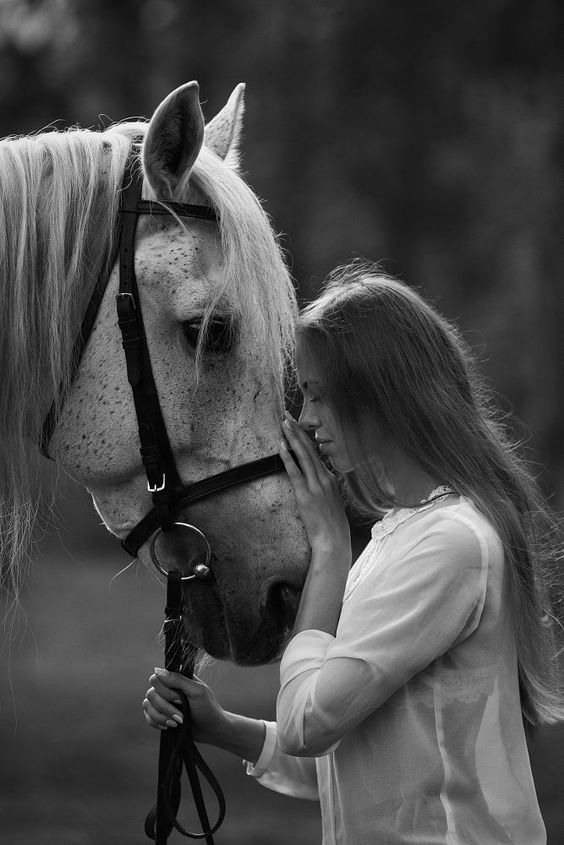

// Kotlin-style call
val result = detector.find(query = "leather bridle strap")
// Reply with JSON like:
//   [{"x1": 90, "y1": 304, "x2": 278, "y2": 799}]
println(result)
[
  {"x1": 39, "y1": 152, "x2": 216, "y2": 459},
  {"x1": 122, "y1": 452, "x2": 287, "y2": 557},
  {"x1": 144, "y1": 571, "x2": 225, "y2": 845},
  {"x1": 116, "y1": 156, "x2": 289, "y2": 553},
  {"x1": 116, "y1": 156, "x2": 185, "y2": 530}
]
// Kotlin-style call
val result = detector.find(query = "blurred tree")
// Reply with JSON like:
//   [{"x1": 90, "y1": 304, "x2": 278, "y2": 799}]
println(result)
[
  {"x1": 0, "y1": 0, "x2": 562, "y2": 504},
  {"x1": 1, "y1": 3, "x2": 563, "y2": 841}
]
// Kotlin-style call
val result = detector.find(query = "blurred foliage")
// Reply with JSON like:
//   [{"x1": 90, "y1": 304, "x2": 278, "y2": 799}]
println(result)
[{"x1": 0, "y1": 0, "x2": 563, "y2": 507}]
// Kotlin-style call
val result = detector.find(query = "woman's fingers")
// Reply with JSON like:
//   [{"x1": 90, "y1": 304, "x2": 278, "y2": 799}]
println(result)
[
  {"x1": 146, "y1": 686, "x2": 184, "y2": 719},
  {"x1": 284, "y1": 410, "x2": 318, "y2": 455},
  {"x1": 143, "y1": 668, "x2": 198, "y2": 729},
  {"x1": 281, "y1": 411, "x2": 325, "y2": 487},
  {"x1": 279, "y1": 435, "x2": 306, "y2": 485},
  {"x1": 143, "y1": 689, "x2": 183, "y2": 729},
  {"x1": 279, "y1": 409, "x2": 348, "y2": 551},
  {"x1": 143, "y1": 669, "x2": 226, "y2": 745}
]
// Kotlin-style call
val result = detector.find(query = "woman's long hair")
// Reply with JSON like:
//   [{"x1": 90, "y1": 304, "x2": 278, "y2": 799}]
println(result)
[{"x1": 297, "y1": 259, "x2": 563, "y2": 730}]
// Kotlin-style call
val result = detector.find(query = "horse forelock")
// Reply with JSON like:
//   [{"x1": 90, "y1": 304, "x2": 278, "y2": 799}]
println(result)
[{"x1": 186, "y1": 146, "x2": 297, "y2": 395}]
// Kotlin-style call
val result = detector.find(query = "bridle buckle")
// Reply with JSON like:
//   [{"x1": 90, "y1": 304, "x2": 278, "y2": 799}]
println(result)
[{"x1": 147, "y1": 472, "x2": 166, "y2": 493}]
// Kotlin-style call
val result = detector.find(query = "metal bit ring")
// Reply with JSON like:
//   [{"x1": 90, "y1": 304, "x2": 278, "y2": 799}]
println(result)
[{"x1": 149, "y1": 522, "x2": 213, "y2": 581}]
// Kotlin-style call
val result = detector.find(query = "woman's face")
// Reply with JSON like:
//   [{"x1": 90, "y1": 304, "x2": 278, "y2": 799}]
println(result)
[{"x1": 295, "y1": 341, "x2": 355, "y2": 473}]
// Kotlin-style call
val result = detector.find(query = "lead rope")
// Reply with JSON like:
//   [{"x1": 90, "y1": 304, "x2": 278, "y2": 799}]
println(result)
[{"x1": 145, "y1": 570, "x2": 226, "y2": 844}]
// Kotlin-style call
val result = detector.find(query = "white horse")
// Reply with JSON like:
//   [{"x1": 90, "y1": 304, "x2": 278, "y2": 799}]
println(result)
[{"x1": 0, "y1": 82, "x2": 309, "y2": 664}]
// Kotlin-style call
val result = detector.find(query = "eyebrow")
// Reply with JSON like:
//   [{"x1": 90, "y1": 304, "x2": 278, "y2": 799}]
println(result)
[{"x1": 300, "y1": 379, "x2": 322, "y2": 392}]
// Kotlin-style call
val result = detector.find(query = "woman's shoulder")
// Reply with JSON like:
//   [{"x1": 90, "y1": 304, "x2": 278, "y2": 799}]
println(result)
[
  {"x1": 407, "y1": 496, "x2": 504, "y2": 567},
  {"x1": 347, "y1": 497, "x2": 505, "y2": 604},
  {"x1": 380, "y1": 495, "x2": 504, "y2": 570}
]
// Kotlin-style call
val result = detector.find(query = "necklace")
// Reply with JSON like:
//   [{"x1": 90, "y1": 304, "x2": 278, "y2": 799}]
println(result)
[
  {"x1": 407, "y1": 484, "x2": 454, "y2": 508},
  {"x1": 376, "y1": 484, "x2": 455, "y2": 536},
  {"x1": 344, "y1": 485, "x2": 456, "y2": 601}
]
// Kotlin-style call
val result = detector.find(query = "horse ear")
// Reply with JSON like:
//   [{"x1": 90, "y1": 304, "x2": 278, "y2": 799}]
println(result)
[
  {"x1": 143, "y1": 82, "x2": 204, "y2": 201},
  {"x1": 204, "y1": 83, "x2": 246, "y2": 169}
]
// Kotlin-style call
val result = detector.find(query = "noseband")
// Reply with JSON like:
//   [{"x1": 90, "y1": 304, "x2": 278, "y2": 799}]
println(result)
[{"x1": 41, "y1": 143, "x2": 293, "y2": 844}]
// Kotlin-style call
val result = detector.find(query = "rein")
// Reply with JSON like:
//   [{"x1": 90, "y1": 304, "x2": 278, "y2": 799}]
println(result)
[
  {"x1": 41, "y1": 143, "x2": 293, "y2": 843},
  {"x1": 144, "y1": 569, "x2": 226, "y2": 845}
]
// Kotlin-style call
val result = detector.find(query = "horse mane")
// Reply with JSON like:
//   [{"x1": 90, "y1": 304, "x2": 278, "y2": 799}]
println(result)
[
  {"x1": 187, "y1": 144, "x2": 296, "y2": 383},
  {"x1": 0, "y1": 121, "x2": 296, "y2": 610}
]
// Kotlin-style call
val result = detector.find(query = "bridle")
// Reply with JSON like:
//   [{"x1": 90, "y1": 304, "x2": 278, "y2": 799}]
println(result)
[
  {"x1": 41, "y1": 142, "x2": 292, "y2": 844},
  {"x1": 42, "y1": 143, "x2": 287, "y2": 558}
]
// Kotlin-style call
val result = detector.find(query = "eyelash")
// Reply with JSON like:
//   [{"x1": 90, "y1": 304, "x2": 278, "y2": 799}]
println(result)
[{"x1": 181, "y1": 316, "x2": 238, "y2": 354}]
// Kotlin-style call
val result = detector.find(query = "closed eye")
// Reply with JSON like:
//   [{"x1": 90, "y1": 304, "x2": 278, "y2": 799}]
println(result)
[{"x1": 181, "y1": 315, "x2": 238, "y2": 354}]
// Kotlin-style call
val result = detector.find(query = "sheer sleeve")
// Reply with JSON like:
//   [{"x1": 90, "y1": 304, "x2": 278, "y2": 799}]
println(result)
[
  {"x1": 276, "y1": 511, "x2": 490, "y2": 756},
  {"x1": 244, "y1": 720, "x2": 319, "y2": 801}
]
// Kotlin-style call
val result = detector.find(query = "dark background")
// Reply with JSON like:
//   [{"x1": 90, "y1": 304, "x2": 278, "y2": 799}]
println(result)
[{"x1": 0, "y1": 1, "x2": 562, "y2": 842}]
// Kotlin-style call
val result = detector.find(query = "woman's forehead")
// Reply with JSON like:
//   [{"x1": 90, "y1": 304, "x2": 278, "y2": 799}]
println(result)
[
  {"x1": 296, "y1": 338, "x2": 314, "y2": 364},
  {"x1": 295, "y1": 344, "x2": 324, "y2": 390}
]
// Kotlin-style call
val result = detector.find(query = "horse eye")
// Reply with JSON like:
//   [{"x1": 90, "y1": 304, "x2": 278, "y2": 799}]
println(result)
[
  {"x1": 182, "y1": 317, "x2": 237, "y2": 354},
  {"x1": 182, "y1": 323, "x2": 200, "y2": 349}
]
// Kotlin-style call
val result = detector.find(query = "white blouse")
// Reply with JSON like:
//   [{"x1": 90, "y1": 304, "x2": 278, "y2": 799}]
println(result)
[{"x1": 245, "y1": 496, "x2": 546, "y2": 844}]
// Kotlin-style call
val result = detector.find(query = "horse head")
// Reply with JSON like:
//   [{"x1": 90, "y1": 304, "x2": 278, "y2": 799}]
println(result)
[{"x1": 0, "y1": 82, "x2": 310, "y2": 664}]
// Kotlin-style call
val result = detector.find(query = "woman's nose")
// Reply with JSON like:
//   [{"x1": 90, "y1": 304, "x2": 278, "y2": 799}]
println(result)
[{"x1": 297, "y1": 404, "x2": 319, "y2": 431}]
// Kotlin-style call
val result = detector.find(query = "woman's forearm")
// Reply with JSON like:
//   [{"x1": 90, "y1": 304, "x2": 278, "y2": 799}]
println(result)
[
  {"x1": 199, "y1": 543, "x2": 349, "y2": 762},
  {"x1": 292, "y1": 544, "x2": 349, "y2": 636},
  {"x1": 204, "y1": 710, "x2": 266, "y2": 764}
]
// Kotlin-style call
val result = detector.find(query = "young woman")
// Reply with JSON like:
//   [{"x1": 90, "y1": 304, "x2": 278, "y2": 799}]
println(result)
[{"x1": 142, "y1": 261, "x2": 562, "y2": 844}]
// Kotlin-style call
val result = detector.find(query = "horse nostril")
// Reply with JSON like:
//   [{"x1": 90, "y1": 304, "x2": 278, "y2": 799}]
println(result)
[{"x1": 266, "y1": 582, "x2": 301, "y2": 635}]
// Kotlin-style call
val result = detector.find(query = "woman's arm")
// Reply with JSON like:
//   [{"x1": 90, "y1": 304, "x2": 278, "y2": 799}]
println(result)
[
  {"x1": 212, "y1": 710, "x2": 266, "y2": 763},
  {"x1": 279, "y1": 412, "x2": 351, "y2": 637},
  {"x1": 292, "y1": 541, "x2": 349, "y2": 636},
  {"x1": 142, "y1": 672, "x2": 319, "y2": 799},
  {"x1": 276, "y1": 512, "x2": 490, "y2": 757}
]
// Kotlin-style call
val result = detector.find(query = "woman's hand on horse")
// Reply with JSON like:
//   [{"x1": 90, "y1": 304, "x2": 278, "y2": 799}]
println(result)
[
  {"x1": 142, "y1": 669, "x2": 226, "y2": 743},
  {"x1": 279, "y1": 411, "x2": 350, "y2": 559}
]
